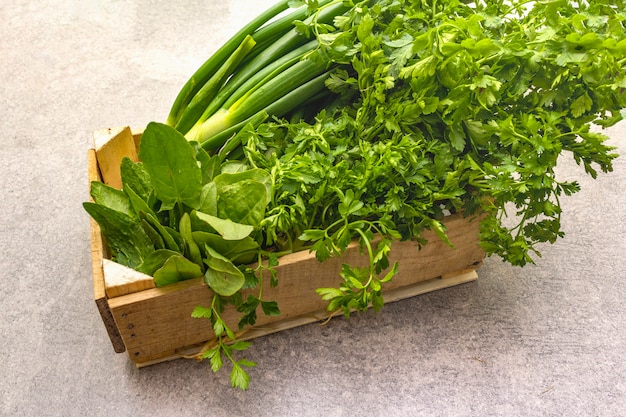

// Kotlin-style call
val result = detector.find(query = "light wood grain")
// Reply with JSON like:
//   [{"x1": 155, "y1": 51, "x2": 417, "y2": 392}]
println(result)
[
  {"x1": 93, "y1": 126, "x2": 137, "y2": 189},
  {"x1": 136, "y1": 269, "x2": 479, "y2": 367},
  {"x1": 102, "y1": 259, "x2": 156, "y2": 298},
  {"x1": 87, "y1": 148, "x2": 126, "y2": 353}
]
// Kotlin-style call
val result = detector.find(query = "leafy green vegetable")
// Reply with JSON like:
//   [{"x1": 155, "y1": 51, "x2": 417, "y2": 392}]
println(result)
[
  {"x1": 138, "y1": 122, "x2": 203, "y2": 210},
  {"x1": 136, "y1": 249, "x2": 182, "y2": 275},
  {"x1": 203, "y1": 245, "x2": 246, "y2": 296},
  {"x1": 192, "y1": 232, "x2": 259, "y2": 264},
  {"x1": 179, "y1": 212, "x2": 204, "y2": 269},
  {"x1": 153, "y1": 254, "x2": 204, "y2": 287},
  {"x1": 89, "y1": 181, "x2": 136, "y2": 218},
  {"x1": 238, "y1": 0, "x2": 625, "y2": 273},
  {"x1": 87, "y1": 123, "x2": 272, "y2": 285},
  {"x1": 120, "y1": 157, "x2": 153, "y2": 203},
  {"x1": 140, "y1": 211, "x2": 181, "y2": 252},
  {"x1": 86, "y1": 0, "x2": 626, "y2": 390},
  {"x1": 212, "y1": 168, "x2": 272, "y2": 226},
  {"x1": 83, "y1": 202, "x2": 154, "y2": 268},
  {"x1": 192, "y1": 211, "x2": 255, "y2": 241},
  {"x1": 86, "y1": 121, "x2": 280, "y2": 390}
]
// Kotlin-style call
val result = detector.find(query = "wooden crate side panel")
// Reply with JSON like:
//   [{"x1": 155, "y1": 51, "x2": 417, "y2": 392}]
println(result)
[
  {"x1": 363, "y1": 214, "x2": 484, "y2": 288},
  {"x1": 87, "y1": 148, "x2": 126, "y2": 353},
  {"x1": 108, "y1": 278, "x2": 213, "y2": 362},
  {"x1": 107, "y1": 214, "x2": 483, "y2": 364},
  {"x1": 136, "y1": 269, "x2": 479, "y2": 367},
  {"x1": 254, "y1": 214, "x2": 484, "y2": 321}
]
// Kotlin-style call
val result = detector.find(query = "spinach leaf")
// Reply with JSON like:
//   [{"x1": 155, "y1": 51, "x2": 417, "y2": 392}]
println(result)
[
  {"x1": 120, "y1": 157, "x2": 153, "y2": 203},
  {"x1": 179, "y1": 212, "x2": 204, "y2": 269},
  {"x1": 136, "y1": 249, "x2": 184, "y2": 275},
  {"x1": 140, "y1": 218, "x2": 166, "y2": 250},
  {"x1": 214, "y1": 169, "x2": 271, "y2": 226},
  {"x1": 214, "y1": 168, "x2": 272, "y2": 203},
  {"x1": 198, "y1": 182, "x2": 218, "y2": 216},
  {"x1": 125, "y1": 185, "x2": 156, "y2": 219},
  {"x1": 190, "y1": 141, "x2": 221, "y2": 183},
  {"x1": 203, "y1": 245, "x2": 245, "y2": 296},
  {"x1": 192, "y1": 231, "x2": 259, "y2": 264},
  {"x1": 192, "y1": 211, "x2": 254, "y2": 241},
  {"x1": 89, "y1": 181, "x2": 135, "y2": 218},
  {"x1": 216, "y1": 180, "x2": 268, "y2": 226},
  {"x1": 83, "y1": 202, "x2": 153, "y2": 268},
  {"x1": 153, "y1": 254, "x2": 204, "y2": 287},
  {"x1": 138, "y1": 122, "x2": 203, "y2": 210},
  {"x1": 140, "y1": 211, "x2": 181, "y2": 252}
]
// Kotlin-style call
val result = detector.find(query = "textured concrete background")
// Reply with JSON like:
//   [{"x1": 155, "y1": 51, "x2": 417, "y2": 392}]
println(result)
[{"x1": 1, "y1": 1, "x2": 625, "y2": 416}]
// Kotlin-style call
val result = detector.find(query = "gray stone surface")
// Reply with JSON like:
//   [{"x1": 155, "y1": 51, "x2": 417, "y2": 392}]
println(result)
[{"x1": 1, "y1": 1, "x2": 624, "y2": 416}]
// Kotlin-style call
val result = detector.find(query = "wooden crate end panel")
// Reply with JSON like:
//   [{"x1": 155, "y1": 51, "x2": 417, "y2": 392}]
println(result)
[
  {"x1": 93, "y1": 126, "x2": 137, "y2": 189},
  {"x1": 95, "y1": 297, "x2": 126, "y2": 353}
]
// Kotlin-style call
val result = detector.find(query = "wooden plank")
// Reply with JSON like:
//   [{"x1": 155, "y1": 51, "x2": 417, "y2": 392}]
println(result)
[
  {"x1": 87, "y1": 148, "x2": 126, "y2": 353},
  {"x1": 136, "y1": 269, "x2": 479, "y2": 367},
  {"x1": 93, "y1": 126, "x2": 137, "y2": 189},
  {"x1": 107, "y1": 213, "x2": 484, "y2": 365},
  {"x1": 102, "y1": 259, "x2": 156, "y2": 298}
]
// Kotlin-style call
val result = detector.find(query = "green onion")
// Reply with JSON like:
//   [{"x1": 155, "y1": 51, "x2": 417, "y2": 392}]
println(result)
[
  {"x1": 173, "y1": 35, "x2": 257, "y2": 135},
  {"x1": 188, "y1": 40, "x2": 319, "y2": 137},
  {"x1": 166, "y1": 0, "x2": 291, "y2": 127},
  {"x1": 187, "y1": 55, "x2": 332, "y2": 146},
  {"x1": 167, "y1": 0, "x2": 350, "y2": 152}
]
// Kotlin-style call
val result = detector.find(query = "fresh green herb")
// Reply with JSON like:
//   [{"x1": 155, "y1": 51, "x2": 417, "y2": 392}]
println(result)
[
  {"x1": 86, "y1": 0, "x2": 626, "y2": 389},
  {"x1": 239, "y1": 0, "x2": 626, "y2": 270},
  {"x1": 85, "y1": 122, "x2": 276, "y2": 389}
]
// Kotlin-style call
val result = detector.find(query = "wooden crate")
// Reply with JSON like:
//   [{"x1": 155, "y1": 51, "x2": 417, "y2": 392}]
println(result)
[{"x1": 88, "y1": 126, "x2": 486, "y2": 366}]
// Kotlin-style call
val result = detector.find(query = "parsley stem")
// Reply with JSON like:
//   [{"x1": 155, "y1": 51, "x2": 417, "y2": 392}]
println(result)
[{"x1": 353, "y1": 226, "x2": 375, "y2": 288}]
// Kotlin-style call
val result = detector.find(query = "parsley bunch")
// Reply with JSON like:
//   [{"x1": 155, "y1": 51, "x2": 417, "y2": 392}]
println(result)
[
  {"x1": 242, "y1": 0, "x2": 626, "y2": 268},
  {"x1": 196, "y1": 0, "x2": 626, "y2": 388}
]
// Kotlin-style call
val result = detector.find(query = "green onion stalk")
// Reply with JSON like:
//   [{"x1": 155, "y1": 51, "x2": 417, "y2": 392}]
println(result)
[{"x1": 165, "y1": 0, "x2": 350, "y2": 153}]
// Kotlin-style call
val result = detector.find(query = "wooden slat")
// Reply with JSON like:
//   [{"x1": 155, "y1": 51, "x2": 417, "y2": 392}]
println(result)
[
  {"x1": 87, "y1": 148, "x2": 126, "y2": 353},
  {"x1": 136, "y1": 269, "x2": 479, "y2": 367},
  {"x1": 107, "y1": 213, "x2": 484, "y2": 365},
  {"x1": 93, "y1": 126, "x2": 137, "y2": 189}
]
